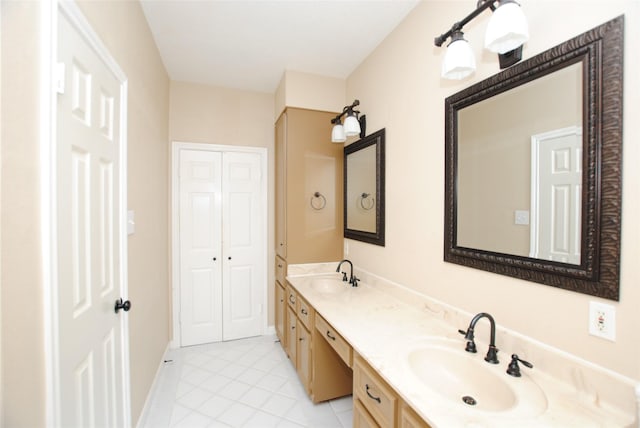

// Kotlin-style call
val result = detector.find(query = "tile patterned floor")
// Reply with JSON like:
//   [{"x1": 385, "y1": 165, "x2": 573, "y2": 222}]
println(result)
[{"x1": 142, "y1": 334, "x2": 353, "y2": 428}]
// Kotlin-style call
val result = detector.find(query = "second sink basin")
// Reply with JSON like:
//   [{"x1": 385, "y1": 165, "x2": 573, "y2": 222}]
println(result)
[{"x1": 405, "y1": 338, "x2": 547, "y2": 417}]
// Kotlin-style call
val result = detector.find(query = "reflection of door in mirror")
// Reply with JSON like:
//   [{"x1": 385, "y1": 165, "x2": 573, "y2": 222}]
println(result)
[
  {"x1": 347, "y1": 145, "x2": 376, "y2": 233},
  {"x1": 530, "y1": 126, "x2": 582, "y2": 264},
  {"x1": 456, "y1": 62, "x2": 582, "y2": 263}
]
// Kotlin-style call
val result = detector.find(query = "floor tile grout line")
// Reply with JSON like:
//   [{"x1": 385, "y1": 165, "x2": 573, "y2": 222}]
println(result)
[{"x1": 144, "y1": 334, "x2": 352, "y2": 428}]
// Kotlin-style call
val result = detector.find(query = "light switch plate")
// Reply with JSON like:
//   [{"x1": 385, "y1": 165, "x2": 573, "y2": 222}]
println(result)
[
  {"x1": 514, "y1": 210, "x2": 530, "y2": 225},
  {"x1": 588, "y1": 301, "x2": 616, "y2": 341},
  {"x1": 127, "y1": 210, "x2": 135, "y2": 235}
]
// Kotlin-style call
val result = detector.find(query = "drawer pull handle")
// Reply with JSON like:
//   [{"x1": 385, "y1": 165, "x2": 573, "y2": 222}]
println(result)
[
  {"x1": 301, "y1": 308, "x2": 308, "y2": 315},
  {"x1": 326, "y1": 330, "x2": 336, "y2": 341},
  {"x1": 289, "y1": 295, "x2": 295, "y2": 304},
  {"x1": 365, "y1": 384, "x2": 381, "y2": 403}
]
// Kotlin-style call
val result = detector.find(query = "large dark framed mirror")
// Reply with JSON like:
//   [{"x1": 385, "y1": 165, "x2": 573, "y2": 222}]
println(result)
[
  {"x1": 344, "y1": 128, "x2": 385, "y2": 246},
  {"x1": 444, "y1": 16, "x2": 623, "y2": 300}
]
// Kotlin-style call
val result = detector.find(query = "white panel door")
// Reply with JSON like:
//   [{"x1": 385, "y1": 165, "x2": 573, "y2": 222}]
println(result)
[
  {"x1": 222, "y1": 152, "x2": 264, "y2": 340},
  {"x1": 179, "y1": 150, "x2": 223, "y2": 346},
  {"x1": 57, "y1": 7, "x2": 128, "y2": 427},
  {"x1": 531, "y1": 127, "x2": 582, "y2": 263},
  {"x1": 177, "y1": 148, "x2": 264, "y2": 345}
]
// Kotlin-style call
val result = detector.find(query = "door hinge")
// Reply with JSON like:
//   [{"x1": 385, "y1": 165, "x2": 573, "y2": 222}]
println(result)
[{"x1": 56, "y1": 62, "x2": 65, "y2": 94}]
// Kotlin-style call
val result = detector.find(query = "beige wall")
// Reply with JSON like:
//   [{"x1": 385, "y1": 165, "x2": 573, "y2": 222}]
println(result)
[
  {"x1": 169, "y1": 81, "x2": 275, "y2": 325},
  {"x1": 457, "y1": 63, "x2": 581, "y2": 256},
  {"x1": 1, "y1": 0, "x2": 171, "y2": 425},
  {"x1": 1, "y1": 2, "x2": 46, "y2": 426},
  {"x1": 346, "y1": 0, "x2": 640, "y2": 381},
  {"x1": 274, "y1": 70, "x2": 346, "y2": 118}
]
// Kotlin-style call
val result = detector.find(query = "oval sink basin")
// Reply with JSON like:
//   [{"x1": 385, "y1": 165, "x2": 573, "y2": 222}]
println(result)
[
  {"x1": 310, "y1": 277, "x2": 346, "y2": 294},
  {"x1": 405, "y1": 338, "x2": 547, "y2": 417}
]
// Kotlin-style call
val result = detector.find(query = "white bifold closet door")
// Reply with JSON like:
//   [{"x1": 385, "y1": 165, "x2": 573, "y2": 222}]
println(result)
[{"x1": 179, "y1": 149, "x2": 264, "y2": 346}]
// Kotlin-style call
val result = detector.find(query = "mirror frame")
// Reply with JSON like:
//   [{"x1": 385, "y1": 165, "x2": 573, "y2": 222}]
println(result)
[
  {"x1": 444, "y1": 16, "x2": 624, "y2": 300},
  {"x1": 344, "y1": 128, "x2": 386, "y2": 246}
]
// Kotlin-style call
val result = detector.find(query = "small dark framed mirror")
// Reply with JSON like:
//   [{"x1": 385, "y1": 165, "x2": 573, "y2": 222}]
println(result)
[
  {"x1": 444, "y1": 16, "x2": 623, "y2": 300},
  {"x1": 344, "y1": 128, "x2": 385, "y2": 246}
]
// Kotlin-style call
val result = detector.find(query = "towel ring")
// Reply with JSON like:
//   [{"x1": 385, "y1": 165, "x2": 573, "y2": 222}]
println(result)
[
  {"x1": 359, "y1": 192, "x2": 375, "y2": 211},
  {"x1": 311, "y1": 191, "x2": 326, "y2": 210}
]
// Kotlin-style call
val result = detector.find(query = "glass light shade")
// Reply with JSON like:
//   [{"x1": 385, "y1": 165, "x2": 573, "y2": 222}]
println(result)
[
  {"x1": 343, "y1": 114, "x2": 361, "y2": 137},
  {"x1": 441, "y1": 37, "x2": 476, "y2": 80},
  {"x1": 484, "y1": 1, "x2": 529, "y2": 54},
  {"x1": 331, "y1": 123, "x2": 346, "y2": 143}
]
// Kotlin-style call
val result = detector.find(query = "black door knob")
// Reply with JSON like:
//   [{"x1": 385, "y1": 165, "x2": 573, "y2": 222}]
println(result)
[{"x1": 114, "y1": 298, "x2": 131, "y2": 314}]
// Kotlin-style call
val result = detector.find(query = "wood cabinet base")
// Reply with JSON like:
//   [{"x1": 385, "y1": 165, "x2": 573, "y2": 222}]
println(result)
[{"x1": 311, "y1": 326, "x2": 353, "y2": 403}]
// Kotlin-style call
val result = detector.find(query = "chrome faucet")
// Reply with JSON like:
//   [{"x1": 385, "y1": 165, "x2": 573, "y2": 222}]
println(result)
[
  {"x1": 336, "y1": 259, "x2": 358, "y2": 287},
  {"x1": 459, "y1": 312, "x2": 499, "y2": 364}
]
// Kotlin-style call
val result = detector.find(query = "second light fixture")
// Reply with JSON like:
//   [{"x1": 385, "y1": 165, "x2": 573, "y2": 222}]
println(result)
[{"x1": 331, "y1": 100, "x2": 366, "y2": 143}]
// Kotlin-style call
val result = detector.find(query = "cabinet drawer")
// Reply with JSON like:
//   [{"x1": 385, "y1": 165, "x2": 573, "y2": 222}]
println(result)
[
  {"x1": 354, "y1": 398, "x2": 380, "y2": 428},
  {"x1": 315, "y1": 314, "x2": 352, "y2": 367},
  {"x1": 297, "y1": 296, "x2": 314, "y2": 330},
  {"x1": 354, "y1": 355, "x2": 397, "y2": 428},
  {"x1": 275, "y1": 256, "x2": 286, "y2": 285},
  {"x1": 286, "y1": 283, "x2": 297, "y2": 309}
]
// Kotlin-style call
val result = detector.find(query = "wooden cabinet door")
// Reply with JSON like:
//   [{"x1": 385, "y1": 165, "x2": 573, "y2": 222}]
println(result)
[
  {"x1": 275, "y1": 112, "x2": 287, "y2": 258},
  {"x1": 286, "y1": 306, "x2": 297, "y2": 361},
  {"x1": 283, "y1": 108, "x2": 343, "y2": 264},
  {"x1": 297, "y1": 322, "x2": 312, "y2": 394},
  {"x1": 275, "y1": 281, "x2": 285, "y2": 345}
]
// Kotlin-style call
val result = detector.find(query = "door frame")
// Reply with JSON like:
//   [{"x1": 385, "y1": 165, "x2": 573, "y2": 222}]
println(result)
[
  {"x1": 171, "y1": 141, "x2": 268, "y2": 348},
  {"x1": 42, "y1": 1, "x2": 130, "y2": 425}
]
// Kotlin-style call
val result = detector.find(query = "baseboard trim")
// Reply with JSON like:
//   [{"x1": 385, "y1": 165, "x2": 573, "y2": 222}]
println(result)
[{"x1": 135, "y1": 342, "x2": 171, "y2": 428}]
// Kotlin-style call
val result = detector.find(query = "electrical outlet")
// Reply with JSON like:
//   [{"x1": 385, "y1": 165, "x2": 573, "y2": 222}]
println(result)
[
  {"x1": 344, "y1": 241, "x2": 349, "y2": 257},
  {"x1": 588, "y1": 301, "x2": 616, "y2": 341}
]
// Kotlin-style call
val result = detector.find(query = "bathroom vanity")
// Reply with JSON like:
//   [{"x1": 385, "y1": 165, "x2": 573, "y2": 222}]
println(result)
[
  {"x1": 279, "y1": 268, "x2": 431, "y2": 427},
  {"x1": 279, "y1": 263, "x2": 637, "y2": 427}
]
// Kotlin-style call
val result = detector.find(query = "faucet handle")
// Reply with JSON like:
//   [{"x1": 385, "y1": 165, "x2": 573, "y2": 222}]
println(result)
[
  {"x1": 350, "y1": 275, "x2": 360, "y2": 287},
  {"x1": 458, "y1": 329, "x2": 477, "y2": 353},
  {"x1": 341, "y1": 271, "x2": 348, "y2": 282},
  {"x1": 506, "y1": 354, "x2": 533, "y2": 377}
]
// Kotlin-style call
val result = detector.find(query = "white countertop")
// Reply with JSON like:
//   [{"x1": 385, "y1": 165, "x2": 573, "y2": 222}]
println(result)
[{"x1": 286, "y1": 263, "x2": 638, "y2": 428}]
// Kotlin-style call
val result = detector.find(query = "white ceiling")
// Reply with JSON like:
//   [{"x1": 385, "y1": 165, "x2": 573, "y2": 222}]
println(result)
[{"x1": 140, "y1": 0, "x2": 420, "y2": 93}]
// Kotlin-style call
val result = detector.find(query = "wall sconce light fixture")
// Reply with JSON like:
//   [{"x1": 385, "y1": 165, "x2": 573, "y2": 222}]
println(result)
[
  {"x1": 434, "y1": 0, "x2": 529, "y2": 80},
  {"x1": 331, "y1": 99, "x2": 366, "y2": 143}
]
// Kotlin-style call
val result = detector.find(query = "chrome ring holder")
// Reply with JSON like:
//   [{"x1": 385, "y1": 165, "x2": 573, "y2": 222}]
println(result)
[
  {"x1": 310, "y1": 191, "x2": 326, "y2": 210},
  {"x1": 359, "y1": 192, "x2": 375, "y2": 210}
]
